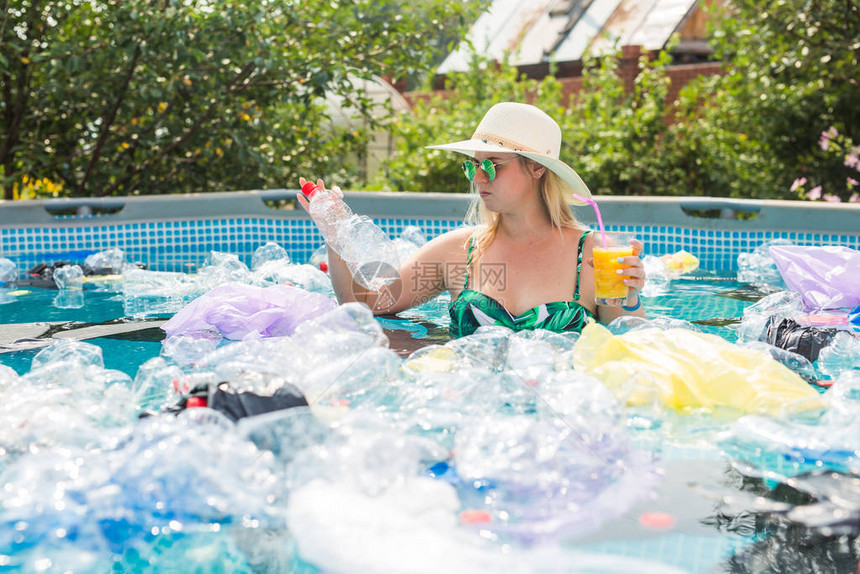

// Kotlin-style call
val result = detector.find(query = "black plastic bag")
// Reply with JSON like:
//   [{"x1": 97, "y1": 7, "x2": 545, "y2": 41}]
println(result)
[
  {"x1": 144, "y1": 380, "x2": 308, "y2": 422},
  {"x1": 765, "y1": 316, "x2": 838, "y2": 362},
  {"x1": 207, "y1": 382, "x2": 308, "y2": 422}
]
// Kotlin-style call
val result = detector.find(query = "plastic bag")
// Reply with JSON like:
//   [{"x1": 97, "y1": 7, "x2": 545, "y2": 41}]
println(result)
[
  {"x1": 572, "y1": 322, "x2": 822, "y2": 415},
  {"x1": 765, "y1": 316, "x2": 838, "y2": 362},
  {"x1": 154, "y1": 380, "x2": 309, "y2": 422},
  {"x1": 161, "y1": 283, "x2": 337, "y2": 339},
  {"x1": 769, "y1": 245, "x2": 860, "y2": 309},
  {"x1": 659, "y1": 250, "x2": 699, "y2": 276}
]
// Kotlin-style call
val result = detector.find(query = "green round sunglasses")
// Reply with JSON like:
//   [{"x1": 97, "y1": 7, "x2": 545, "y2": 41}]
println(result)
[{"x1": 461, "y1": 157, "x2": 517, "y2": 182}]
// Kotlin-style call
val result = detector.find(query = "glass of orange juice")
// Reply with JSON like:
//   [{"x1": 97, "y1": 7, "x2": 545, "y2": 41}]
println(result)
[{"x1": 593, "y1": 231, "x2": 635, "y2": 306}]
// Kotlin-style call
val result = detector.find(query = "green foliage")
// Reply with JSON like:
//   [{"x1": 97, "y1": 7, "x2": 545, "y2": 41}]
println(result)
[
  {"x1": 564, "y1": 47, "x2": 681, "y2": 196},
  {"x1": 0, "y1": 0, "x2": 480, "y2": 199},
  {"x1": 373, "y1": 0, "x2": 858, "y2": 201},
  {"x1": 5, "y1": 0, "x2": 855, "y2": 202},
  {"x1": 790, "y1": 127, "x2": 860, "y2": 202},
  {"x1": 368, "y1": 55, "x2": 564, "y2": 192},
  {"x1": 666, "y1": 71, "x2": 784, "y2": 199},
  {"x1": 372, "y1": 48, "x2": 694, "y2": 196},
  {"x1": 695, "y1": 0, "x2": 860, "y2": 200}
]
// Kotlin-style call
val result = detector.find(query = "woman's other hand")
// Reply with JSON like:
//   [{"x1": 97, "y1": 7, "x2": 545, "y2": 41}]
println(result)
[{"x1": 619, "y1": 238, "x2": 646, "y2": 305}]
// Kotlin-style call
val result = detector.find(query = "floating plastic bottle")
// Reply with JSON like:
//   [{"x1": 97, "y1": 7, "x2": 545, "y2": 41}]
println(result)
[
  {"x1": 816, "y1": 331, "x2": 860, "y2": 381},
  {"x1": 52, "y1": 264, "x2": 85, "y2": 309},
  {"x1": 252, "y1": 241, "x2": 291, "y2": 271},
  {"x1": 302, "y1": 180, "x2": 400, "y2": 291},
  {"x1": 84, "y1": 247, "x2": 125, "y2": 275}
]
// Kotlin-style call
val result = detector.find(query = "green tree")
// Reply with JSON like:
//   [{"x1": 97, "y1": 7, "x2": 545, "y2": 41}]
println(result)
[
  {"x1": 374, "y1": 1, "x2": 858, "y2": 201},
  {"x1": 372, "y1": 49, "x2": 689, "y2": 197},
  {"x1": 564, "y1": 47, "x2": 684, "y2": 196},
  {"x1": 696, "y1": 0, "x2": 860, "y2": 200},
  {"x1": 0, "y1": 0, "x2": 479, "y2": 199},
  {"x1": 368, "y1": 55, "x2": 564, "y2": 193}
]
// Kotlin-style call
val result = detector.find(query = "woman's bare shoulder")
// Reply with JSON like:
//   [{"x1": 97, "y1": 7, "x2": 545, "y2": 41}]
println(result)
[{"x1": 423, "y1": 225, "x2": 477, "y2": 252}]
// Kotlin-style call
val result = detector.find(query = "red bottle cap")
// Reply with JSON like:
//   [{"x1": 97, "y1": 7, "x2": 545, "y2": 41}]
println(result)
[
  {"x1": 301, "y1": 181, "x2": 320, "y2": 199},
  {"x1": 186, "y1": 396, "x2": 208, "y2": 408}
]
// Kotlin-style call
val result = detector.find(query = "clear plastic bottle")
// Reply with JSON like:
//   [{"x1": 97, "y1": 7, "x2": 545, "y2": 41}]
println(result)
[
  {"x1": 334, "y1": 214, "x2": 401, "y2": 291},
  {"x1": 301, "y1": 181, "x2": 354, "y2": 247},
  {"x1": 302, "y1": 181, "x2": 400, "y2": 291}
]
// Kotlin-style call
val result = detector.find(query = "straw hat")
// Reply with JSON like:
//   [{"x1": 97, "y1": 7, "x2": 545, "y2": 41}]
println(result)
[{"x1": 426, "y1": 102, "x2": 592, "y2": 204}]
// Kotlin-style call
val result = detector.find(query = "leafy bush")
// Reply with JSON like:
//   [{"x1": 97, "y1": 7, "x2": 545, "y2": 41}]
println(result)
[
  {"x1": 0, "y1": 0, "x2": 480, "y2": 199},
  {"x1": 367, "y1": 55, "x2": 564, "y2": 193},
  {"x1": 373, "y1": 48, "x2": 701, "y2": 197},
  {"x1": 372, "y1": 0, "x2": 858, "y2": 201}
]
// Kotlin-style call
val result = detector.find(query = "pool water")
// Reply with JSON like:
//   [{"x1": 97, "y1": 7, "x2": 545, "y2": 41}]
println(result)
[
  {"x1": 0, "y1": 288, "x2": 164, "y2": 377},
  {"x1": 1, "y1": 273, "x2": 753, "y2": 377},
  {"x1": 0, "y1": 272, "x2": 858, "y2": 573}
]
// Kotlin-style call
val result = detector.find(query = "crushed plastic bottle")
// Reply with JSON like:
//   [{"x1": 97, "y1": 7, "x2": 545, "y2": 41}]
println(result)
[
  {"x1": 52, "y1": 264, "x2": 83, "y2": 290},
  {"x1": 301, "y1": 181, "x2": 400, "y2": 291},
  {"x1": 122, "y1": 268, "x2": 198, "y2": 318},
  {"x1": 251, "y1": 242, "x2": 291, "y2": 271},
  {"x1": 52, "y1": 264, "x2": 85, "y2": 309},
  {"x1": 815, "y1": 331, "x2": 860, "y2": 381},
  {"x1": 253, "y1": 260, "x2": 333, "y2": 295},
  {"x1": 84, "y1": 247, "x2": 125, "y2": 275},
  {"x1": 737, "y1": 239, "x2": 792, "y2": 287},
  {"x1": 0, "y1": 257, "x2": 17, "y2": 285},
  {"x1": 736, "y1": 290, "x2": 804, "y2": 343},
  {"x1": 301, "y1": 180, "x2": 354, "y2": 245},
  {"x1": 640, "y1": 255, "x2": 671, "y2": 297},
  {"x1": 333, "y1": 214, "x2": 401, "y2": 291},
  {"x1": 393, "y1": 225, "x2": 428, "y2": 261}
]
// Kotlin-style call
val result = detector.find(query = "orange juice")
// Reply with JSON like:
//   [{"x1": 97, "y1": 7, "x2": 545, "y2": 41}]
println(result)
[
  {"x1": 593, "y1": 231, "x2": 635, "y2": 305},
  {"x1": 594, "y1": 246, "x2": 633, "y2": 300}
]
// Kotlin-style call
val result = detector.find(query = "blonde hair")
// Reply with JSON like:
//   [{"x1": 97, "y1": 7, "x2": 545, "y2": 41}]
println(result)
[{"x1": 464, "y1": 156, "x2": 585, "y2": 258}]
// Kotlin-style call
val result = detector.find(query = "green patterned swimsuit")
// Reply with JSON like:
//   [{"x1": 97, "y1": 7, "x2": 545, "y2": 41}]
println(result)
[{"x1": 448, "y1": 231, "x2": 596, "y2": 338}]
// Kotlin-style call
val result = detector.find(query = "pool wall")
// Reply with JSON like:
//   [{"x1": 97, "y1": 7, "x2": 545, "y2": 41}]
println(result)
[{"x1": 0, "y1": 191, "x2": 857, "y2": 273}]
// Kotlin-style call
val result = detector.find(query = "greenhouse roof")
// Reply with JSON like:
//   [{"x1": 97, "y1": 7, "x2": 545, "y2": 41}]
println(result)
[{"x1": 438, "y1": 0, "x2": 702, "y2": 74}]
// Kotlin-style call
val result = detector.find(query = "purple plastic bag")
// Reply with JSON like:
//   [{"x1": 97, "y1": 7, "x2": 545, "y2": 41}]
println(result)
[
  {"x1": 162, "y1": 283, "x2": 337, "y2": 339},
  {"x1": 769, "y1": 245, "x2": 860, "y2": 310}
]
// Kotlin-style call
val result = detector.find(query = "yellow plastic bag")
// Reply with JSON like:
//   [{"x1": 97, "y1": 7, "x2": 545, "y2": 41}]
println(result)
[
  {"x1": 573, "y1": 323, "x2": 822, "y2": 415},
  {"x1": 660, "y1": 250, "x2": 699, "y2": 275}
]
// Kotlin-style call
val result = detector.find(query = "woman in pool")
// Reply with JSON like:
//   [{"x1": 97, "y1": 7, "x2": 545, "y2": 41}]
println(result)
[{"x1": 298, "y1": 102, "x2": 646, "y2": 337}]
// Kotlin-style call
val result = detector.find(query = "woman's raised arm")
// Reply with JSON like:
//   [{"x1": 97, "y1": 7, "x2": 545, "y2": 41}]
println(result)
[{"x1": 296, "y1": 178, "x2": 471, "y2": 315}]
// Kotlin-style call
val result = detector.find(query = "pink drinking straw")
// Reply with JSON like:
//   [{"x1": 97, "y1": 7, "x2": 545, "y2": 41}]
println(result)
[{"x1": 573, "y1": 194, "x2": 607, "y2": 248}]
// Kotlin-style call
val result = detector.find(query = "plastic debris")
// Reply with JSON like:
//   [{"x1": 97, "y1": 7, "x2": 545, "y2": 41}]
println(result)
[
  {"x1": 737, "y1": 239, "x2": 792, "y2": 287},
  {"x1": 815, "y1": 331, "x2": 860, "y2": 381},
  {"x1": 160, "y1": 283, "x2": 337, "y2": 339},
  {"x1": 736, "y1": 290, "x2": 805, "y2": 343},
  {"x1": 660, "y1": 250, "x2": 699, "y2": 276},
  {"x1": 573, "y1": 322, "x2": 822, "y2": 415},
  {"x1": 251, "y1": 241, "x2": 291, "y2": 271},
  {"x1": 84, "y1": 247, "x2": 126, "y2": 275},
  {"x1": 769, "y1": 245, "x2": 860, "y2": 310},
  {"x1": 719, "y1": 372, "x2": 860, "y2": 477},
  {"x1": 0, "y1": 409, "x2": 287, "y2": 571}
]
